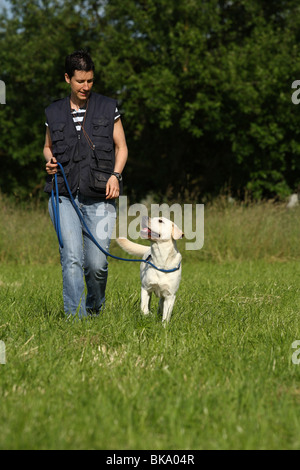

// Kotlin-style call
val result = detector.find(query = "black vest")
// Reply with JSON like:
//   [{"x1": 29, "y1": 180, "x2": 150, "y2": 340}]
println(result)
[{"x1": 44, "y1": 92, "x2": 117, "y2": 198}]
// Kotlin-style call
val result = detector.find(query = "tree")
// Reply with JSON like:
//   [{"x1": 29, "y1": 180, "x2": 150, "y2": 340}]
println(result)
[
  {"x1": 1, "y1": 0, "x2": 300, "y2": 201},
  {"x1": 92, "y1": 0, "x2": 300, "y2": 199},
  {"x1": 0, "y1": 0, "x2": 95, "y2": 197}
]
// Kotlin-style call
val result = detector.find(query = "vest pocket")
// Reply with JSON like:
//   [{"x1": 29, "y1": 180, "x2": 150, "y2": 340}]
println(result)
[
  {"x1": 89, "y1": 167, "x2": 112, "y2": 195},
  {"x1": 51, "y1": 122, "x2": 65, "y2": 142},
  {"x1": 54, "y1": 143, "x2": 70, "y2": 163},
  {"x1": 93, "y1": 143, "x2": 113, "y2": 171},
  {"x1": 51, "y1": 122, "x2": 69, "y2": 163},
  {"x1": 92, "y1": 117, "x2": 109, "y2": 138}
]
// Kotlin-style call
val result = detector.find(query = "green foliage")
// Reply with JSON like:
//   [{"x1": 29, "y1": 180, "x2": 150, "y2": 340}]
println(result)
[
  {"x1": 1, "y1": 192, "x2": 300, "y2": 448},
  {"x1": 2, "y1": 190, "x2": 300, "y2": 266},
  {"x1": 1, "y1": 0, "x2": 300, "y2": 200},
  {"x1": 1, "y1": 260, "x2": 300, "y2": 449}
]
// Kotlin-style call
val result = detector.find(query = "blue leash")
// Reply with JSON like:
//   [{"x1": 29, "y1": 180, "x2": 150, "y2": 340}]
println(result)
[{"x1": 51, "y1": 161, "x2": 181, "y2": 273}]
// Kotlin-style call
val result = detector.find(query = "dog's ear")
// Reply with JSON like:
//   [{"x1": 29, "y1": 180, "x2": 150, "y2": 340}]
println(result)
[{"x1": 172, "y1": 223, "x2": 184, "y2": 240}]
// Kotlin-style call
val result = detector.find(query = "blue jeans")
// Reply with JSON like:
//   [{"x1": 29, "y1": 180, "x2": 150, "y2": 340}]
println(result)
[{"x1": 48, "y1": 192, "x2": 116, "y2": 318}]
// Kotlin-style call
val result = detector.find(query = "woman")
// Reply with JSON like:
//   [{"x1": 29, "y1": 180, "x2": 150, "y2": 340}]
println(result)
[{"x1": 43, "y1": 50, "x2": 128, "y2": 318}]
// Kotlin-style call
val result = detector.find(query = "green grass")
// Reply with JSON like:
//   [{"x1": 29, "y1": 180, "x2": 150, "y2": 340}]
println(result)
[{"x1": 1, "y1": 195, "x2": 300, "y2": 449}]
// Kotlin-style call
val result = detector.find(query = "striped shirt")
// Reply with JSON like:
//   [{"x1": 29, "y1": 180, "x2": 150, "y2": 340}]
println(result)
[
  {"x1": 71, "y1": 105, "x2": 120, "y2": 132},
  {"x1": 46, "y1": 106, "x2": 121, "y2": 131}
]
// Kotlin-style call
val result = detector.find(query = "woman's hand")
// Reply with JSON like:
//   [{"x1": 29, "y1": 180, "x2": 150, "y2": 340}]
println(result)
[
  {"x1": 106, "y1": 175, "x2": 120, "y2": 199},
  {"x1": 46, "y1": 157, "x2": 58, "y2": 175}
]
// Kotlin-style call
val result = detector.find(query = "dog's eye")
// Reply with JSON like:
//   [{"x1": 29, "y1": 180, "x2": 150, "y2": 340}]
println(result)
[{"x1": 158, "y1": 219, "x2": 163, "y2": 223}]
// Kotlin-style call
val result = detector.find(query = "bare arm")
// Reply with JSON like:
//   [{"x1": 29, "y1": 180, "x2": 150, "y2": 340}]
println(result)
[
  {"x1": 43, "y1": 127, "x2": 57, "y2": 174},
  {"x1": 106, "y1": 118, "x2": 128, "y2": 199},
  {"x1": 113, "y1": 118, "x2": 128, "y2": 174}
]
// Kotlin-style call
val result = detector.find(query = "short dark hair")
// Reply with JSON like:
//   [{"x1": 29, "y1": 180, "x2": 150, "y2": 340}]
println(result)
[{"x1": 65, "y1": 50, "x2": 95, "y2": 78}]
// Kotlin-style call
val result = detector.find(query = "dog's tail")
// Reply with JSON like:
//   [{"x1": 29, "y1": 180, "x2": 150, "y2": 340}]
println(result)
[{"x1": 116, "y1": 237, "x2": 150, "y2": 257}]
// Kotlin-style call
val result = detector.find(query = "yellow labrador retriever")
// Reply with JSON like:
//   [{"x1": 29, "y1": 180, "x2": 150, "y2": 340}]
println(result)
[{"x1": 117, "y1": 216, "x2": 183, "y2": 323}]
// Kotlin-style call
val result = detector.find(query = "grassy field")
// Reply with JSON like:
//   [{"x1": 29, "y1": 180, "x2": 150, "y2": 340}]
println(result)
[{"x1": 1, "y1": 194, "x2": 300, "y2": 449}]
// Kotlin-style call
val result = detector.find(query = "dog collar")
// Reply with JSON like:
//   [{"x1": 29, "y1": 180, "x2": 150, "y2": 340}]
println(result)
[{"x1": 145, "y1": 254, "x2": 181, "y2": 272}]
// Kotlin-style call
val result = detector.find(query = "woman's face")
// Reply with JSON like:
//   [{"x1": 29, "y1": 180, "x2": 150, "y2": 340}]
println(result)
[{"x1": 65, "y1": 70, "x2": 94, "y2": 103}]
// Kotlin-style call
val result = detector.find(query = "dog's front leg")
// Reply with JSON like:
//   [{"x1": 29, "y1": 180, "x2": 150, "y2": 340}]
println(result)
[
  {"x1": 162, "y1": 295, "x2": 176, "y2": 324},
  {"x1": 158, "y1": 297, "x2": 164, "y2": 316},
  {"x1": 141, "y1": 288, "x2": 151, "y2": 315}
]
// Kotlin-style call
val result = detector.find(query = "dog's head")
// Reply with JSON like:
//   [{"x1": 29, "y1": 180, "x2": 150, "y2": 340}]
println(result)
[{"x1": 140, "y1": 216, "x2": 184, "y2": 241}]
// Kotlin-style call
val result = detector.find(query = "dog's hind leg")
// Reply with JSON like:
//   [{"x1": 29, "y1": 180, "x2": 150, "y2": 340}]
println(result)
[
  {"x1": 141, "y1": 287, "x2": 151, "y2": 315},
  {"x1": 162, "y1": 295, "x2": 176, "y2": 324}
]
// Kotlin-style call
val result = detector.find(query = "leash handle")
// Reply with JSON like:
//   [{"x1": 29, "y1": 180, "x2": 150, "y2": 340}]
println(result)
[
  {"x1": 51, "y1": 162, "x2": 181, "y2": 273},
  {"x1": 51, "y1": 172, "x2": 63, "y2": 248}
]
